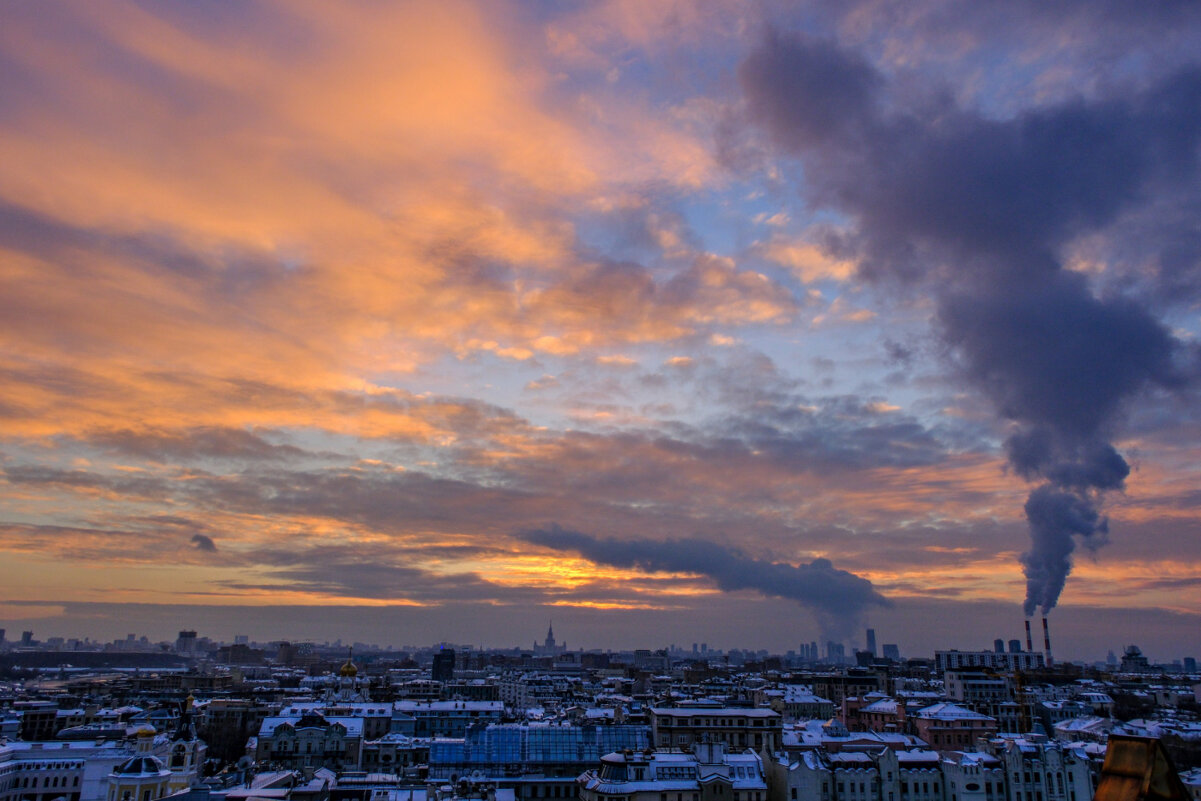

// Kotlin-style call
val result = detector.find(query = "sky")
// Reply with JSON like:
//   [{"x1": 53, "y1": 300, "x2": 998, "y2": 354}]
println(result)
[{"x1": 2, "y1": 0, "x2": 1201, "y2": 662}]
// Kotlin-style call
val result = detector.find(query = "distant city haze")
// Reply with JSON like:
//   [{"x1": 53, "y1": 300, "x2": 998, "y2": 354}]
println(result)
[{"x1": 1, "y1": 600, "x2": 1194, "y2": 665}]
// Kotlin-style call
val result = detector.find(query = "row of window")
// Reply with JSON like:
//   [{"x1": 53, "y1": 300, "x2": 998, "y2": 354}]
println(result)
[
  {"x1": 660, "y1": 720, "x2": 769, "y2": 728},
  {"x1": 0, "y1": 774, "x2": 81, "y2": 790},
  {"x1": 268, "y1": 741, "x2": 347, "y2": 752},
  {"x1": 0, "y1": 762, "x2": 84, "y2": 773}
]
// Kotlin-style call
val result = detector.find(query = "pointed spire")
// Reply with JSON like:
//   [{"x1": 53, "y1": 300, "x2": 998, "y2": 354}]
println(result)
[{"x1": 339, "y1": 646, "x2": 358, "y2": 677}]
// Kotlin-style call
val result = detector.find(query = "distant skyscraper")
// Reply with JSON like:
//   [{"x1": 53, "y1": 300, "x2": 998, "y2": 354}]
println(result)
[
  {"x1": 1008, "y1": 639, "x2": 1022, "y2": 653},
  {"x1": 20, "y1": 631, "x2": 33, "y2": 646},
  {"x1": 176, "y1": 630, "x2": 198, "y2": 653},
  {"x1": 865, "y1": 629, "x2": 877, "y2": 657},
  {"x1": 994, "y1": 638, "x2": 1005, "y2": 653},
  {"x1": 1183, "y1": 656, "x2": 1196, "y2": 672},
  {"x1": 534, "y1": 622, "x2": 566, "y2": 655},
  {"x1": 882, "y1": 643, "x2": 900, "y2": 661},
  {"x1": 432, "y1": 648, "x2": 455, "y2": 682}
]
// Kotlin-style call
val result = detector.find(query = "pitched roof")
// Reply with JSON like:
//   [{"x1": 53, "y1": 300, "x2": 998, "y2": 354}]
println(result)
[{"x1": 1094, "y1": 736, "x2": 1189, "y2": 801}]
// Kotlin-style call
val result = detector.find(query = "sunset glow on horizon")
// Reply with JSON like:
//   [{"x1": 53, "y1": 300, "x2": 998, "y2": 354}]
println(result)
[{"x1": 2, "y1": 0, "x2": 1201, "y2": 659}]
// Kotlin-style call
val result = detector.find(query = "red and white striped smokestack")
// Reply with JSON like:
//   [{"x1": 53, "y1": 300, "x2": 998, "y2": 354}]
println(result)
[
  {"x1": 1025, "y1": 619, "x2": 1033, "y2": 652},
  {"x1": 1042, "y1": 616, "x2": 1054, "y2": 666}
]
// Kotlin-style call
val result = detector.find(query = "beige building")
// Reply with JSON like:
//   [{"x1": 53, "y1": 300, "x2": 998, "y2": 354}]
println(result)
[{"x1": 254, "y1": 713, "x2": 362, "y2": 770}]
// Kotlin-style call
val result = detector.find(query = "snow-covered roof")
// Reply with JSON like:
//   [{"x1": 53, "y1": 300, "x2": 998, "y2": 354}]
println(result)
[
  {"x1": 915, "y1": 703, "x2": 994, "y2": 721},
  {"x1": 651, "y1": 707, "x2": 780, "y2": 718}
]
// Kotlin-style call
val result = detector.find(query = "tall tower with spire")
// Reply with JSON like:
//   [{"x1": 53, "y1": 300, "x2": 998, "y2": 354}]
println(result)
[{"x1": 534, "y1": 622, "x2": 565, "y2": 655}]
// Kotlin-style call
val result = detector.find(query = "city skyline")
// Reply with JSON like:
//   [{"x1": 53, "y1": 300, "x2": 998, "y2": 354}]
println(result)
[
  {"x1": 1, "y1": 600, "x2": 1193, "y2": 666},
  {"x1": 2, "y1": 2, "x2": 1201, "y2": 659}
]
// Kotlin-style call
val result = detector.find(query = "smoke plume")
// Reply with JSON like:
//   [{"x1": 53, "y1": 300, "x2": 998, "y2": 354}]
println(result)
[
  {"x1": 520, "y1": 525, "x2": 889, "y2": 640},
  {"x1": 739, "y1": 29, "x2": 1201, "y2": 614}
]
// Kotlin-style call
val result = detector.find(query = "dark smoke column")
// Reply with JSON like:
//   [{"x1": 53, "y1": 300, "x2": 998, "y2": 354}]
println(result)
[
  {"x1": 737, "y1": 29, "x2": 1201, "y2": 621},
  {"x1": 1020, "y1": 481, "x2": 1113, "y2": 617},
  {"x1": 944, "y1": 285, "x2": 1173, "y2": 619}
]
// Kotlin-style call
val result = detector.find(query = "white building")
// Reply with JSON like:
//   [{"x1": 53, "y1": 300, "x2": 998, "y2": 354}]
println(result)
[
  {"x1": 986, "y1": 738, "x2": 1095, "y2": 801},
  {"x1": 0, "y1": 727, "x2": 199, "y2": 801},
  {"x1": 936, "y1": 653, "x2": 1045, "y2": 673},
  {"x1": 768, "y1": 737, "x2": 1093, "y2": 801},
  {"x1": 579, "y1": 742, "x2": 767, "y2": 801}
]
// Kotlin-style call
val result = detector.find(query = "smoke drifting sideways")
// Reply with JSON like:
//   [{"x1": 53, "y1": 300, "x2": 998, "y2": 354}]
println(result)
[
  {"x1": 738, "y1": 28, "x2": 1201, "y2": 616},
  {"x1": 519, "y1": 525, "x2": 889, "y2": 642}
]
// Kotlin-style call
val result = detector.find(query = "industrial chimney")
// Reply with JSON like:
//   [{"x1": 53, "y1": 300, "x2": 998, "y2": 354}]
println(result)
[
  {"x1": 1042, "y1": 616, "x2": 1054, "y2": 667},
  {"x1": 1024, "y1": 619, "x2": 1033, "y2": 653}
]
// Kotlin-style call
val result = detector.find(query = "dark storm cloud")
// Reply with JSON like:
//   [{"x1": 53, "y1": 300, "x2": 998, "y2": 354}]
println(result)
[
  {"x1": 741, "y1": 32, "x2": 1201, "y2": 285},
  {"x1": 739, "y1": 28, "x2": 1201, "y2": 616},
  {"x1": 190, "y1": 533, "x2": 217, "y2": 552},
  {"x1": 792, "y1": 0, "x2": 1201, "y2": 108},
  {"x1": 938, "y1": 276, "x2": 1182, "y2": 438},
  {"x1": 740, "y1": 30, "x2": 882, "y2": 150},
  {"x1": 520, "y1": 525, "x2": 888, "y2": 640},
  {"x1": 1005, "y1": 430, "x2": 1130, "y2": 492}
]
